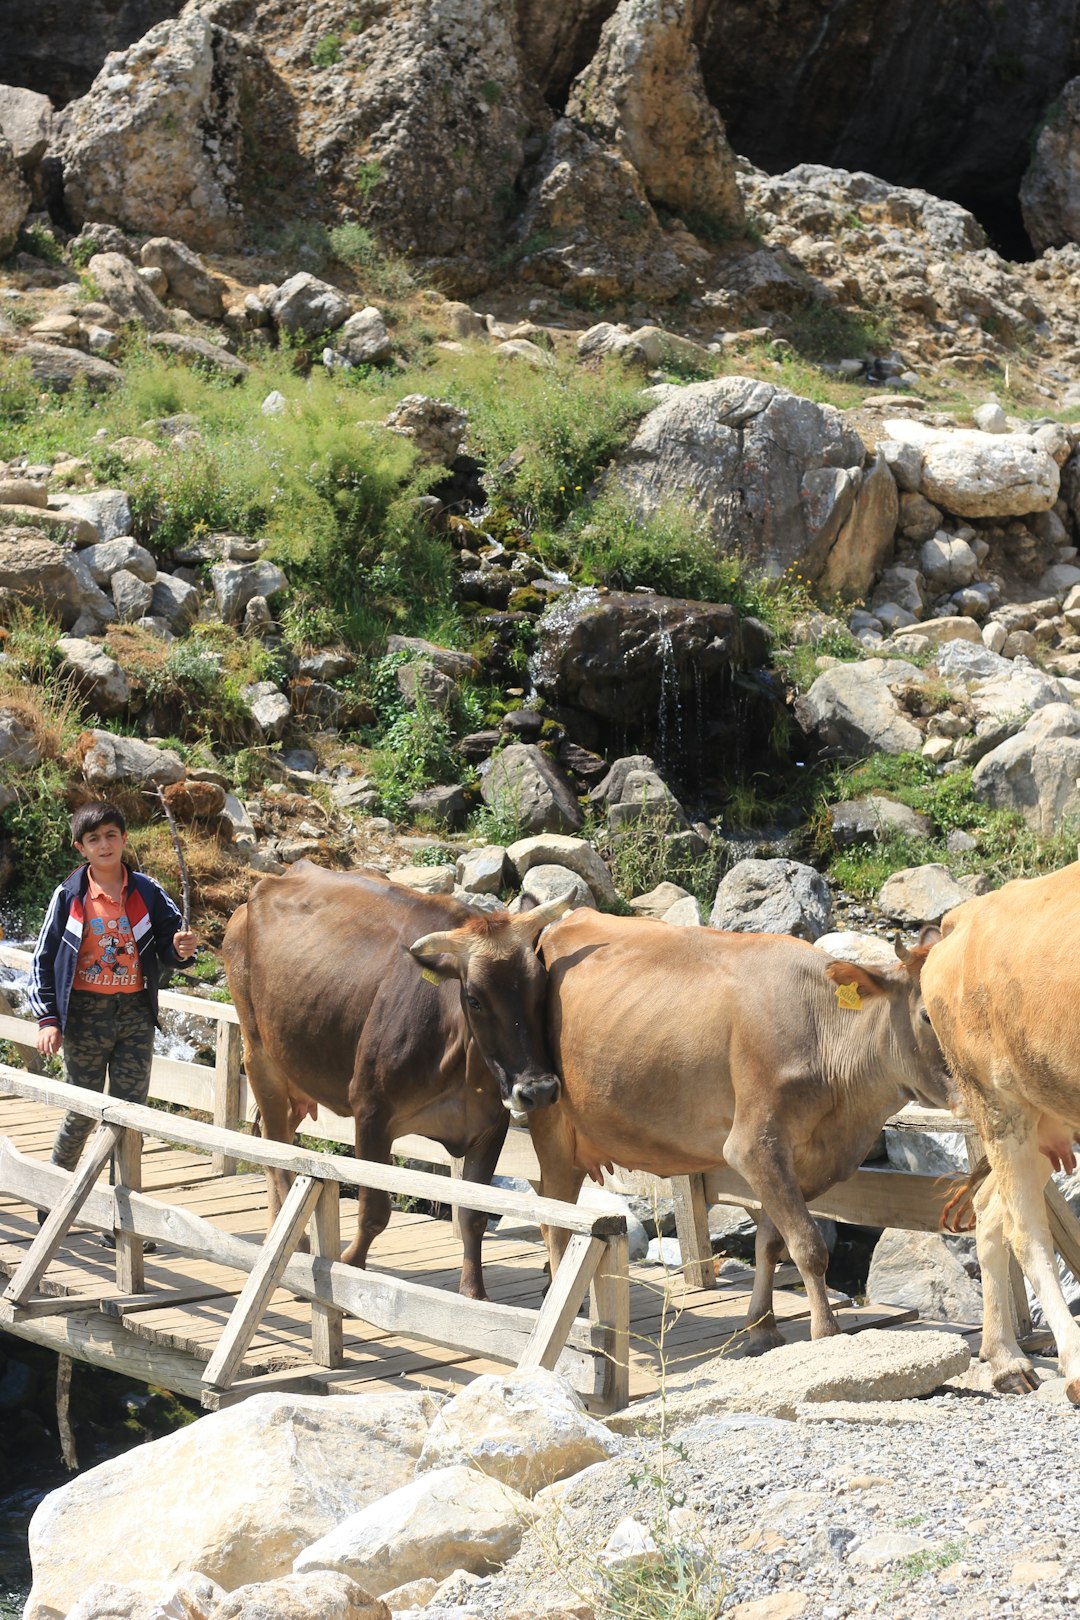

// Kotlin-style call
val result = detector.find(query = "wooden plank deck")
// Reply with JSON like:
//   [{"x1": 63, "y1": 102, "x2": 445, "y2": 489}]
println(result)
[{"x1": 0, "y1": 1092, "x2": 916, "y2": 1407}]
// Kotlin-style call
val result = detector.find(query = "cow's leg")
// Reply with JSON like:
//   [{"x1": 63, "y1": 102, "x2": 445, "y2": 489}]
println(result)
[
  {"x1": 725, "y1": 1128, "x2": 839, "y2": 1341},
  {"x1": 967, "y1": 1093, "x2": 1080, "y2": 1398},
  {"x1": 456, "y1": 1115, "x2": 510, "y2": 1302},
  {"x1": 527, "y1": 1107, "x2": 587, "y2": 1278},
  {"x1": 742, "y1": 1210, "x2": 788, "y2": 1356},
  {"x1": 341, "y1": 1108, "x2": 391, "y2": 1268},
  {"x1": 973, "y1": 1171, "x2": 1039, "y2": 1395}
]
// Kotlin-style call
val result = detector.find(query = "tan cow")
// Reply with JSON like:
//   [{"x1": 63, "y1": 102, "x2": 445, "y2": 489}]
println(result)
[
  {"x1": 921, "y1": 862, "x2": 1080, "y2": 1400},
  {"x1": 530, "y1": 910, "x2": 950, "y2": 1351},
  {"x1": 223, "y1": 864, "x2": 571, "y2": 1299}
]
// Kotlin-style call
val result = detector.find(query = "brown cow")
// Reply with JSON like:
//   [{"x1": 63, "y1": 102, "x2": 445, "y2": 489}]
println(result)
[
  {"x1": 222, "y1": 864, "x2": 570, "y2": 1299},
  {"x1": 529, "y1": 910, "x2": 950, "y2": 1351},
  {"x1": 921, "y1": 862, "x2": 1080, "y2": 1400}
]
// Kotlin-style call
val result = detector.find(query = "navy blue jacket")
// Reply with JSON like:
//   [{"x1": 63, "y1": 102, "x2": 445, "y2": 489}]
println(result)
[{"x1": 29, "y1": 865, "x2": 191, "y2": 1031}]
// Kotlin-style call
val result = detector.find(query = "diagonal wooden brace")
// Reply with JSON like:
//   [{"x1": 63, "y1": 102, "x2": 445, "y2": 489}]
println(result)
[
  {"x1": 202, "y1": 1174, "x2": 322, "y2": 1392},
  {"x1": 3, "y1": 1123, "x2": 122, "y2": 1311},
  {"x1": 518, "y1": 1232, "x2": 606, "y2": 1372}
]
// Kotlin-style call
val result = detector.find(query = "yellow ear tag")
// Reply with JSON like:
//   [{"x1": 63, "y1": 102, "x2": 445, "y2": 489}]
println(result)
[
  {"x1": 835, "y1": 981, "x2": 863, "y2": 1011},
  {"x1": 420, "y1": 967, "x2": 440, "y2": 985}
]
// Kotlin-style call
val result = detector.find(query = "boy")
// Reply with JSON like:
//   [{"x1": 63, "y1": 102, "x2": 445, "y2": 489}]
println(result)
[{"x1": 29, "y1": 801, "x2": 198, "y2": 1209}]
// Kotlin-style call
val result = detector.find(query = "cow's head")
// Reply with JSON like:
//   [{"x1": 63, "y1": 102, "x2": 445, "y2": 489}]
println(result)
[
  {"x1": 408, "y1": 892, "x2": 573, "y2": 1114},
  {"x1": 823, "y1": 926, "x2": 951, "y2": 1107}
]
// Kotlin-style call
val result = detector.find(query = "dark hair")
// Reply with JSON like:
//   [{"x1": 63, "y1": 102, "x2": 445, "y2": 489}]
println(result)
[{"x1": 71, "y1": 801, "x2": 127, "y2": 843}]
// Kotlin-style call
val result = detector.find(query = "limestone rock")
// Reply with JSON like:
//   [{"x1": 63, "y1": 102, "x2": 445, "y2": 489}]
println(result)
[
  {"x1": 86, "y1": 252, "x2": 169, "y2": 330},
  {"x1": 612, "y1": 377, "x2": 869, "y2": 582},
  {"x1": 877, "y1": 864, "x2": 969, "y2": 925},
  {"x1": 405, "y1": 784, "x2": 469, "y2": 830},
  {"x1": 971, "y1": 702, "x2": 1080, "y2": 833},
  {"x1": 0, "y1": 129, "x2": 29, "y2": 253},
  {"x1": 150, "y1": 572, "x2": 200, "y2": 632},
  {"x1": 61, "y1": 14, "x2": 245, "y2": 249},
  {"x1": 56, "y1": 637, "x2": 130, "y2": 716},
  {"x1": 709, "y1": 858, "x2": 833, "y2": 941},
  {"x1": 140, "y1": 237, "x2": 225, "y2": 319},
  {"x1": 385, "y1": 636, "x2": 480, "y2": 683},
  {"x1": 384, "y1": 396, "x2": 467, "y2": 464},
  {"x1": 387, "y1": 865, "x2": 456, "y2": 895},
  {"x1": 520, "y1": 863, "x2": 594, "y2": 909},
  {"x1": 111, "y1": 569, "x2": 154, "y2": 621},
  {"x1": 867, "y1": 1229, "x2": 982, "y2": 1325},
  {"x1": 515, "y1": 117, "x2": 690, "y2": 302},
  {"x1": 795, "y1": 659, "x2": 924, "y2": 758},
  {"x1": 416, "y1": 1370, "x2": 620, "y2": 1496},
  {"x1": 267, "y1": 274, "x2": 352, "y2": 340},
  {"x1": 1021, "y1": 78, "x2": 1080, "y2": 253},
  {"x1": 480, "y1": 744, "x2": 583, "y2": 835},
  {"x1": 882, "y1": 418, "x2": 1059, "y2": 518},
  {"x1": 245, "y1": 682, "x2": 291, "y2": 742},
  {"x1": 628, "y1": 880, "x2": 692, "y2": 918},
  {"x1": 337, "y1": 308, "x2": 393, "y2": 366},
  {"x1": 663, "y1": 895, "x2": 704, "y2": 926},
  {"x1": 814, "y1": 931, "x2": 900, "y2": 972},
  {"x1": 208, "y1": 1571, "x2": 388, "y2": 1620},
  {"x1": 696, "y1": 1327, "x2": 969, "y2": 1417},
  {"x1": 81, "y1": 538, "x2": 156, "y2": 584},
  {"x1": 293, "y1": 1464, "x2": 535, "y2": 1597},
  {"x1": 566, "y1": 0, "x2": 743, "y2": 232},
  {"x1": 23, "y1": 342, "x2": 122, "y2": 394},
  {"x1": 65, "y1": 1571, "x2": 223, "y2": 1620},
  {"x1": 148, "y1": 333, "x2": 250, "y2": 382},
  {"x1": 816, "y1": 449, "x2": 899, "y2": 602},
  {"x1": 26, "y1": 1393, "x2": 435, "y2": 1620},
  {"x1": 0, "y1": 85, "x2": 54, "y2": 176},
  {"x1": 0, "y1": 529, "x2": 114, "y2": 629},
  {"x1": 75, "y1": 730, "x2": 186, "y2": 788},
  {"x1": 455, "y1": 845, "x2": 507, "y2": 895},
  {"x1": 828, "y1": 797, "x2": 932, "y2": 848},
  {"x1": 506, "y1": 834, "x2": 617, "y2": 907},
  {"x1": 210, "y1": 560, "x2": 286, "y2": 624}
]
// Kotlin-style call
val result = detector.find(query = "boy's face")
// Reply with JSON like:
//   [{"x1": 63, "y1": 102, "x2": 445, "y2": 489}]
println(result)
[{"x1": 74, "y1": 822, "x2": 128, "y2": 870}]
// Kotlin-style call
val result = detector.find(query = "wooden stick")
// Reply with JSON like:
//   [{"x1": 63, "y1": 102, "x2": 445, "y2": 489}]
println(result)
[{"x1": 154, "y1": 786, "x2": 190, "y2": 929}]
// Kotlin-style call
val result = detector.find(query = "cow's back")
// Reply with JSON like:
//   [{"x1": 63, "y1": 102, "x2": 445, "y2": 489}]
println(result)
[{"x1": 922, "y1": 861, "x2": 1080, "y2": 1120}]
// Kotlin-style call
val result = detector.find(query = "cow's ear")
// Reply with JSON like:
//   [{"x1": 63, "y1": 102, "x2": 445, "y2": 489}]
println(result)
[
  {"x1": 407, "y1": 933, "x2": 467, "y2": 983},
  {"x1": 918, "y1": 924, "x2": 943, "y2": 948},
  {"x1": 823, "y1": 959, "x2": 890, "y2": 1002},
  {"x1": 510, "y1": 889, "x2": 577, "y2": 944}
]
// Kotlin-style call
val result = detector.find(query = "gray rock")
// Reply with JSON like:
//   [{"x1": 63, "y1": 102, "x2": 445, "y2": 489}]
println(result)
[
  {"x1": 55, "y1": 637, "x2": 129, "y2": 716},
  {"x1": 506, "y1": 834, "x2": 618, "y2": 908},
  {"x1": 877, "y1": 863, "x2": 969, "y2": 925},
  {"x1": 867, "y1": 1228, "x2": 982, "y2": 1324},
  {"x1": 697, "y1": 1327, "x2": 969, "y2": 1415},
  {"x1": 396, "y1": 660, "x2": 456, "y2": 714},
  {"x1": 662, "y1": 895, "x2": 704, "y2": 927},
  {"x1": 244, "y1": 682, "x2": 291, "y2": 743},
  {"x1": 140, "y1": 236, "x2": 225, "y2": 319},
  {"x1": 150, "y1": 572, "x2": 199, "y2": 632},
  {"x1": 148, "y1": 332, "x2": 250, "y2": 382},
  {"x1": 23, "y1": 342, "x2": 122, "y2": 394},
  {"x1": 386, "y1": 636, "x2": 480, "y2": 683},
  {"x1": 268, "y1": 273, "x2": 351, "y2": 339},
  {"x1": 456, "y1": 846, "x2": 508, "y2": 895},
  {"x1": 710, "y1": 858, "x2": 833, "y2": 941},
  {"x1": 520, "y1": 864, "x2": 594, "y2": 909},
  {"x1": 405, "y1": 784, "x2": 469, "y2": 830},
  {"x1": 58, "y1": 489, "x2": 131, "y2": 545},
  {"x1": 971, "y1": 702, "x2": 1080, "y2": 833},
  {"x1": 0, "y1": 130, "x2": 28, "y2": 254},
  {"x1": 0, "y1": 85, "x2": 53, "y2": 175},
  {"x1": 86, "y1": 252, "x2": 169, "y2": 331},
  {"x1": 480, "y1": 744, "x2": 583, "y2": 836},
  {"x1": 80, "y1": 730, "x2": 185, "y2": 787},
  {"x1": 794, "y1": 659, "x2": 924, "y2": 758},
  {"x1": 0, "y1": 706, "x2": 41, "y2": 769},
  {"x1": 337, "y1": 307, "x2": 392, "y2": 365},
  {"x1": 81, "y1": 538, "x2": 156, "y2": 584},
  {"x1": 210, "y1": 560, "x2": 286, "y2": 624},
  {"x1": 828, "y1": 796, "x2": 932, "y2": 847},
  {"x1": 882, "y1": 417, "x2": 1059, "y2": 518},
  {"x1": 0, "y1": 528, "x2": 114, "y2": 629},
  {"x1": 628, "y1": 881, "x2": 693, "y2": 919}
]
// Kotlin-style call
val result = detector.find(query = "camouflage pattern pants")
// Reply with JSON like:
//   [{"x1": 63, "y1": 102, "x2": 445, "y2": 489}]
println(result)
[{"x1": 51, "y1": 990, "x2": 156, "y2": 1172}]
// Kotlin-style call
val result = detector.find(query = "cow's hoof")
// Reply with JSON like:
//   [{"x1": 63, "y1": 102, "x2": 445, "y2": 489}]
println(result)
[
  {"x1": 743, "y1": 1328, "x2": 785, "y2": 1358},
  {"x1": 993, "y1": 1365, "x2": 1039, "y2": 1395}
]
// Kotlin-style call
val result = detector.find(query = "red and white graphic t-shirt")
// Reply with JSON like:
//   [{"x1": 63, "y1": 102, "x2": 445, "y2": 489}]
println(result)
[{"x1": 72, "y1": 870, "x2": 146, "y2": 995}]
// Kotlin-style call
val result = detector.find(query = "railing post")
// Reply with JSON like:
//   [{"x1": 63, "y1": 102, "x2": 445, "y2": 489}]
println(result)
[
  {"x1": 590, "y1": 1231, "x2": 630, "y2": 1414},
  {"x1": 114, "y1": 1126, "x2": 145, "y2": 1294},
  {"x1": 310, "y1": 1180, "x2": 345, "y2": 1368},
  {"x1": 671, "y1": 1174, "x2": 715, "y2": 1291},
  {"x1": 213, "y1": 1021, "x2": 244, "y2": 1176}
]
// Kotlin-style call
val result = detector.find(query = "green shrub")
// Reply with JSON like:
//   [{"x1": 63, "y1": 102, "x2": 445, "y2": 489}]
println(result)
[
  {"x1": 311, "y1": 32, "x2": 342, "y2": 66},
  {"x1": 0, "y1": 759, "x2": 75, "y2": 930},
  {"x1": 327, "y1": 222, "x2": 414, "y2": 298},
  {"x1": 553, "y1": 496, "x2": 743, "y2": 601}
]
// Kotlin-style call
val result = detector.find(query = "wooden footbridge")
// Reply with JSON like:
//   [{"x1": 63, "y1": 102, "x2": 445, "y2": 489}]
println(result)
[{"x1": 4, "y1": 942, "x2": 1078, "y2": 1413}]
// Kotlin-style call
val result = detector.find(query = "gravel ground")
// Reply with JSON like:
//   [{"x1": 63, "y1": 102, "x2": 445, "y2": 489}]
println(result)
[{"x1": 444, "y1": 1357, "x2": 1079, "y2": 1620}]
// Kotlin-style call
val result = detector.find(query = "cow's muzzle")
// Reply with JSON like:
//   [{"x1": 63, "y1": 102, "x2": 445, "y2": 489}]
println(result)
[{"x1": 506, "y1": 1074, "x2": 562, "y2": 1114}]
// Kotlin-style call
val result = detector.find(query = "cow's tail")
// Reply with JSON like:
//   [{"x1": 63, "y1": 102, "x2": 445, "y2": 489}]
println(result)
[{"x1": 940, "y1": 1157, "x2": 990, "y2": 1233}]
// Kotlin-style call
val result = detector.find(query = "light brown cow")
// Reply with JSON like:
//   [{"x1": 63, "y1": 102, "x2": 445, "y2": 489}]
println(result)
[
  {"x1": 531, "y1": 910, "x2": 950, "y2": 1350},
  {"x1": 921, "y1": 862, "x2": 1080, "y2": 1400},
  {"x1": 223, "y1": 863, "x2": 570, "y2": 1299}
]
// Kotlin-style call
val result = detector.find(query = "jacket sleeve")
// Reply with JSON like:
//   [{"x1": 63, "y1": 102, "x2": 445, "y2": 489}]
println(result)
[
  {"x1": 143, "y1": 875, "x2": 191, "y2": 967},
  {"x1": 27, "y1": 886, "x2": 65, "y2": 1026}
]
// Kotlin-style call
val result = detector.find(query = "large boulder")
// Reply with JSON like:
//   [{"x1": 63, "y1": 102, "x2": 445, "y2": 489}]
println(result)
[
  {"x1": 0, "y1": 529, "x2": 114, "y2": 629},
  {"x1": 415, "y1": 1369, "x2": 620, "y2": 1495},
  {"x1": 1021, "y1": 78, "x2": 1080, "y2": 254},
  {"x1": 61, "y1": 14, "x2": 246, "y2": 249},
  {"x1": 23, "y1": 342, "x2": 122, "y2": 394},
  {"x1": 876, "y1": 864, "x2": 970, "y2": 926},
  {"x1": 208, "y1": 1572, "x2": 387, "y2": 1620},
  {"x1": 0, "y1": 129, "x2": 29, "y2": 252},
  {"x1": 506, "y1": 833, "x2": 618, "y2": 907},
  {"x1": 514, "y1": 117, "x2": 690, "y2": 300},
  {"x1": 75, "y1": 731, "x2": 187, "y2": 788},
  {"x1": 0, "y1": 85, "x2": 54, "y2": 176},
  {"x1": 794, "y1": 659, "x2": 925, "y2": 758},
  {"x1": 531, "y1": 588, "x2": 769, "y2": 733},
  {"x1": 25, "y1": 1393, "x2": 435, "y2": 1620},
  {"x1": 867, "y1": 1229, "x2": 982, "y2": 1325},
  {"x1": 210, "y1": 561, "x2": 287, "y2": 624},
  {"x1": 709, "y1": 858, "x2": 833, "y2": 940},
  {"x1": 881, "y1": 418, "x2": 1060, "y2": 518},
  {"x1": 55, "y1": 638, "x2": 130, "y2": 716},
  {"x1": 480, "y1": 744, "x2": 583, "y2": 835},
  {"x1": 293, "y1": 1464, "x2": 535, "y2": 1597},
  {"x1": 566, "y1": 0, "x2": 743, "y2": 232},
  {"x1": 140, "y1": 236, "x2": 225, "y2": 319},
  {"x1": 611, "y1": 377, "x2": 871, "y2": 582},
  {"x1": 266, "y1": 274, "x2": 352, "y2": 340},
  {"x1": 86, "y1": 252, "x2": 169, "y2": 331},
  {"x1": 971, "y1": 703, "x2": 1080, "y2": 834}
]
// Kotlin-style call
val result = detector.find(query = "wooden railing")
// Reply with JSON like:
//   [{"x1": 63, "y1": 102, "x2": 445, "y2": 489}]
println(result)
[{"x1": 0, "y1": 1064, "x2": 631, "y2": 1411}]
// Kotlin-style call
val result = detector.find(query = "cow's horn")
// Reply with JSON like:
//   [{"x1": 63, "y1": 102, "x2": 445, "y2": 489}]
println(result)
[
  {"x1": 409, "y1": 929, "x2": 468, "y2": 966},
  {"x1": 893, "y1": 933, "x2": 914, "y2": 966},
  {"x1": 513, "y1": 888, "x2": 577, "y2": 939}
]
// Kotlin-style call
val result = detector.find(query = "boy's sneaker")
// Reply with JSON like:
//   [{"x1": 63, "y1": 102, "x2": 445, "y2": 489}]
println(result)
[{"x1": 96, "y1": 1232, "x2": 157, "y2": 1254}]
